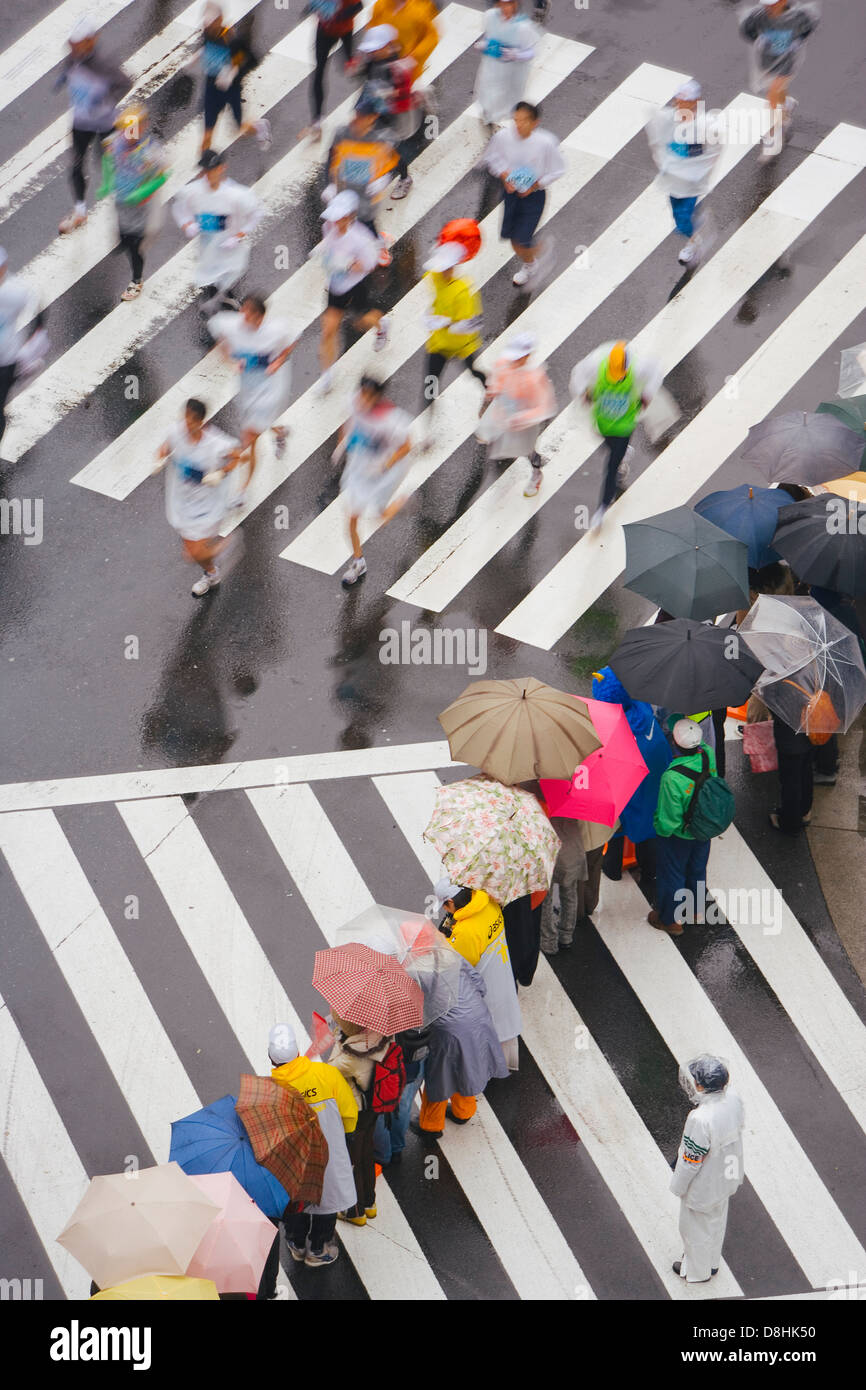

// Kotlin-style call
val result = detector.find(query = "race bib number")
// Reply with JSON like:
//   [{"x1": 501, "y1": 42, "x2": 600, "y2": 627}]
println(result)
[
  {"x1": 341, "y1": 156, "x2": 374, "y2": 187},
  {"x1": 509, "y1": 166, "x2": 535, "y2": 192},
  {"x1": 598, "y1": 391, "x2": 631, "y2": 418},
  {"x1": 177, "y1": 460, "x2": 205, "y2": 484},
  {"x1": 236, "y1": 351, "x2": 271, "y2": 372},
  {"x1": 198, "y1": 211, "x2": 228, "y2": 232}
]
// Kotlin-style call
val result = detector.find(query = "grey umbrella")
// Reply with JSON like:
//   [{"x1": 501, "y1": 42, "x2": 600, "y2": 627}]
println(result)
[
  {"x1": 623, "y1": 506, "x2": 750, "y2": 620},
  {"x1": 741, "y1": 411, "x2": 864, "y2": 486}
]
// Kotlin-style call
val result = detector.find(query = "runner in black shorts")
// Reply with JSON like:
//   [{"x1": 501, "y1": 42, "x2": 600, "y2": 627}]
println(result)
[{"x1": 315, "y1": 191, "x2": 391, "y2": 394}]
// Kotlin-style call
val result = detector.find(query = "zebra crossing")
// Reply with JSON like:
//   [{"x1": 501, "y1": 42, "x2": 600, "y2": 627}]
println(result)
[
  {"x1": 2, "y1": 2, "x2": 863, "y2": 655},
  {"x1": 2, "y1": 743, "x2": 865, "y2": 1301}
]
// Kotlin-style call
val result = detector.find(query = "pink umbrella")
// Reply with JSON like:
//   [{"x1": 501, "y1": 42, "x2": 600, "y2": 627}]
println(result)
[
  {"x1": 185, "y1": 1171, "x2": 277, "y2": 1294},
  {"x1": 540, "y1": 696, "x2": 648, "y2": 825}
]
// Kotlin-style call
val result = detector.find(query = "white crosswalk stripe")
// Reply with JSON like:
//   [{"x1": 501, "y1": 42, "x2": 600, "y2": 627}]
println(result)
[{"x1": 1, "y1": 748, "x2": 864, "y2": 1300}]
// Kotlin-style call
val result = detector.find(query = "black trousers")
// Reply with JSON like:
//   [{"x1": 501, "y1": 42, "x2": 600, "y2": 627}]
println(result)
[
  {"x1": 312, "y1": 27, "x2": 353, "y2": 120},
  {"x1": 503, "y1": 894, "x2": 542, "y2": 987},
  {"x1": 599, "y1": 433, "x2": 632, "y2": 509},
  {"x1": 71, "y1": 126, "x2": 112, "y2": 202},
  {"x1": 346, "y1": 1107, "x2": 377, "y2": 1216},
  {"x1": 0, "y1": 360, "x2": 17, "y2": 448},
  {"x1": 773, "y1": 716, "x2": 813, "y2": 833},
  {"x1": 423, "y1": 351, "x2": 487, "y2": 409},
  {"x1": 603, "y1": 834, "x2": 657, "y2": 885},
  {"x1": 119, "y1": 232, "x2": 144, "y2": 282},
  {"x1": 712, "y1": 708, "x2": 727, "y2": 779},
  {"x1": 811, "y1": 733, "x2": 838, "y2": 777},
  {"x1": 286, "y1": 1209, "x2": 337, "y2": 1254}
]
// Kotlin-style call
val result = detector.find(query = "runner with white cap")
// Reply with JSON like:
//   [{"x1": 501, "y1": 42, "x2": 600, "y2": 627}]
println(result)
[
  {"x1": 54, "y1": 15, "x2": 130, "y2": 235},
  {"x1": 419, "y1": 238, "x2": 486, "y2": 446},
  {"x1": 172, "y1": 149, "x2": 265, "y2": 315},
  {"x1": 646, "y1": 79, "x2": 722, "y2": 267},
  {"x1": 738, "y1": 0, "x2": 820, "y2": 160},
  {"x1": 314, "y1": 189, "x2": 391, "y2": 396},
  {"x1": 479, "y1": 331, "x2": 556, "y2": 496},
  {"x1": 335, "y1": 375, "x2": 413, "y2": 589}
]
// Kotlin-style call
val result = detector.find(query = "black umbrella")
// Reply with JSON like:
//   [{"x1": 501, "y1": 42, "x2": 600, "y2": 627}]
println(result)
[
  {"x1": 771, "y1": 497, "x2": 866, "y2": 596},
  {"x1": 608, "y1": 619, "x2": 763, "y2": 711},
  {"x1": 623, "y1": 506, "x2": 750, "y2": 620},
  {"x1": 741, "y1": 411, "x2": 864, "y2": 486}
]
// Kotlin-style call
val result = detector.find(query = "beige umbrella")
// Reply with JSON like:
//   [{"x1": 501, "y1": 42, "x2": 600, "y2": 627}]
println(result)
[
  {"x1": 57, "y1": 1162, "x2": 220, "y2": 1291},
  {"x1": 437, "y1": 677, "x2": 601, "y2": 785}
]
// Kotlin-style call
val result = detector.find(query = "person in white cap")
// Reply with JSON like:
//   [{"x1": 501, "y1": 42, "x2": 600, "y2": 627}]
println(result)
[
  {"x1": 479, "y1": 331, "x2": 556, "y2": 496},
  {"x1": 0, "y1": 250, "x2": 41, "y2": 454},
  {"x1": 314, "y1": 189, "x2": 390, "y2": 395},
  {"x1": 300, "y1": 0, "x2": 364, "y2": 141},
  {"x1": 650, "y1": 717, "x2": 718, "y2": 935},
  {"x1": 199, "y1": 5, "x2": 271, "y2": 155},
  {"x1": 647, "y1": 80, "x2": 722, "y2": 267},
  {"x1": 739, "y1": 0, "x2": 820, "y2": 160},
  {"x1": 54, "y1": 16, "x2": 130, "y2": 234},
  {"x1": 481, "y1": 100, "x2": 564, "y2": 287},
  {"x1": 268, "y1": 1022, "x2": 358, "y2": 1268},
  {"x1": 671, "y1": 1055, "x2": 745, "y2": 1283},
  {"x1": 473, "y1": 0, "x2": 539, "y2": 130},
  {"x1": 172, "y1": 149, "x2": 265, "y2": 314},
  {"x1": 335, "y1": 375, "x2": 412, "y2": 588},
  {"x1": 351, "y1": 24, "x2": 419, "y2": 198},
  {"x1": 419, "y1": 239, "x2": 487, "y2": 445},
  {"x1": 208, "y1": 293, "x2": 299, "y2": 491}
]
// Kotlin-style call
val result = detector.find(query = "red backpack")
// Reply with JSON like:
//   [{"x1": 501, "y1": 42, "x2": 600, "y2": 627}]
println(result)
[{"x1": 369, "y1": 1040, "x2": 406, "y2": 1114}]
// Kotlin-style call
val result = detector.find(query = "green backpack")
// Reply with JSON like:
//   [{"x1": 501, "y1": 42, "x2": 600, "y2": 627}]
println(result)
[{"x1": 670, "y1": 749, "x2": 735, "y2": 839}]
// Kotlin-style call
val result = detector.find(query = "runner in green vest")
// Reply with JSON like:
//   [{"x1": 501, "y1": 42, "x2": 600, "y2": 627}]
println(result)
[{"x1": 569, "y1": 339, "x2": 662, "y2": 531}]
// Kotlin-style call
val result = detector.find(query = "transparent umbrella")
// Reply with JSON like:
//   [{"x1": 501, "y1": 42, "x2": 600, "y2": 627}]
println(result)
[
  {"x1": 335, "y1": 905, "x2": 462, "y2": 1025},
  {"x1": 738, "y1": 595, "x2": 866, "y2": 738}
]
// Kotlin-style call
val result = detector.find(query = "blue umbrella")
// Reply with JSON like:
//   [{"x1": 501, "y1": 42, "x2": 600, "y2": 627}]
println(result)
[
  {"x1": 170, "y1": 1095, "x2": 289, "y2": 1221},
  {"x1": 695, "y1": 484, "x2": 790, "y2": 569}
]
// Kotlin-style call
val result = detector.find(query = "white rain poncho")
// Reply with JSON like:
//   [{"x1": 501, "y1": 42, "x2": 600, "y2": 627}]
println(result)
[
  {"x1": 738, "y1": 1, "x2": 820, "y2": 96},
  {"x1": 163, "y1": 420, "x2": 238, "y2": 540},
  {"x1": 208, "y1": 310, "x2": 297, "y2": 434},
  {"x1": 473, "y1": 8, "x2": 538, "y2": 127},
  {"x1": 670, "y1": 1055, "x2": 745, "y2": 1283},
  {"x1": 646, "y1": 104, "x2": 723, "y2": 200},
  {"x1": 339, "y1": 394, "x2": 412, "y2": 516},
  {"x1": 172, "y1": 177, "x2": 264, "y2": 290}
]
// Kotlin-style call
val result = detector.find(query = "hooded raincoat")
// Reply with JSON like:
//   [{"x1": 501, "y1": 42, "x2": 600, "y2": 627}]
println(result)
[
  {"x1": 271, "y1": 1055, "x2": 358, "y2": 1214},
  {"x1": 670, "y1": 1080, "x2": 745, "y2": 1282},
  {"x1": 424, "y1": 957, "x2": 510, "y2": 1102},
  {"x1": 446, "y1": 890, "x2": 521, "y2": 1053},
  {"x1": 592, "y1": 666, "x2": 672, "y2": 843}
]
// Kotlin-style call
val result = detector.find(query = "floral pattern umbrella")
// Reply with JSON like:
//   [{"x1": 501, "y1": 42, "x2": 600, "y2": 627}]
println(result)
[{"x1": 423, "y1": 775, "x2": 560, "y2": 905}]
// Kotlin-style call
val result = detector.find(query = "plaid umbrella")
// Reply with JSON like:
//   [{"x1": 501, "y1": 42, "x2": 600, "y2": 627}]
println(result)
[
  {"x1": 312, "y1": 941, "x2": 424, "y2": 1034},
  {"x1": 423, "y1": 775, "x2": 560, "y2": 904},
  {"x1": 235, "y1": 1075, "x2": 328, "y2": 1209}
]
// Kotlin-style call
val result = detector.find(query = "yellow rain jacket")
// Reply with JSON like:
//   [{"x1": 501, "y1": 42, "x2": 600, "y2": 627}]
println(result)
[
  {"x1": 448, "y1": 889, "x2": 505, "y2": 968},
  {"x1": 425, "y1": 271, "x2": 483, "y2": 359},
  {"x1": 271, "y1": 1056, "x2": 358, "y2": 1133},
  {"x1": 370, "y1": 0, "x2": 439, "y2": 77}
]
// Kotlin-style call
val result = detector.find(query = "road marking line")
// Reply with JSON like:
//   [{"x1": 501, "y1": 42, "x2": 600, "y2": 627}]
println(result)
[
  {"x1": 0, "y1": 990, "x2": 92, "y2": 1299},
  {"x1": 0, "y1": 740, "x2": 459, "y2": 814},
  {"x1": 388, "y1": 122, "x2": 866, "y2": 610},
  {"x1": 375, "y1": 769, "x2": 741, "y2": 1299},
  {"x1": 595, "y1": 870, "x2": 866, "y2": 1289},
  {"x1": 117, "y1": 796, "x2": 309, "y2": 1067},
  {"x1": 707, "y1": 825, "x2": 866, "y2": 1140},
  {"x1": 0, "y1": 808, "x2": 201, "y2": 1159}
]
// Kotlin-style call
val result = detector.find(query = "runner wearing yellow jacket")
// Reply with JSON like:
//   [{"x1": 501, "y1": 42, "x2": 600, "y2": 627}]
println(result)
[
  {"x1": 420, "y1": 240, "x2": 486, "y2": 446},
  {"x1": 370, "y1": 0, "x2": 438, "y2": 79},
  {"x1": 268, "y1": 1023, "x2": 358, "y2": 1267}
]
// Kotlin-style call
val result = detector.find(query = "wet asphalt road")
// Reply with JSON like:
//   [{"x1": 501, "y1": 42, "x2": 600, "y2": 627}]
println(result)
[{"x1": 1, "y1": 0, "x2": 866, "y2": 1306}]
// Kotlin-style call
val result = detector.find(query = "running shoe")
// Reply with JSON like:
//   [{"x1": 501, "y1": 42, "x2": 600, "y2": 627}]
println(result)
[
  {"x1": 315, "y1": 369, "x2": 334, "y2": 396},
  {"x1": 288, "y1": 1241, "x2": 307, "y2": 1263},
  {"x1": 390, "y1": 175, "x2": 413, "y2": 200},
  {"x1": 341, "y1": 556, "x2": 367, "y2": 588},
  {"x1": 273, "y1": 429, "x2": 288, "y2": 460},
  {"x1": 255, "y1": 117, "x2": 272, "y2": 151},
  {"x1": 523, "y1": 466, "x2": 543, "y2": 497},
  {"x1": 305, "y1": 1242, "x2": 340, "y2": 1266},
  {"x1": 191, "y1": 567, "x2": 220, "y2": 597},
  {"x1": 374, "y1": 316, "x2": 391, "y2": 352},
  {"x1": 59, "y1": 210, "x2": 87, "y2": 235},
  {"x1": 120, "y1": 281, "x2": 143, "y2": 301},
  {"x1": 512, "y1": 264, "x2": 532, "y2": 287}
]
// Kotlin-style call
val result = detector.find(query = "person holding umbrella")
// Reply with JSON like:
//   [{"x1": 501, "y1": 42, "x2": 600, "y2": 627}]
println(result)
[
  {"x1": 538, "y1": 815, "x2": 613, "y2": 954},
  {"x1": 327, "y1": 1017, "x2": 398, "y2": 1225},
  {"x1": 433, "y1": 879, "x2": 521, "y2": 1068},
  {"x1": 570, "y1": 340, "x2": 662, "y2": 531},
  {"x1": 267, "y1": 1023, "x2": 358, "y2": 1268},
  {"x1": 651, "y1": 718, "x2": 723, "y2": 935}
]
